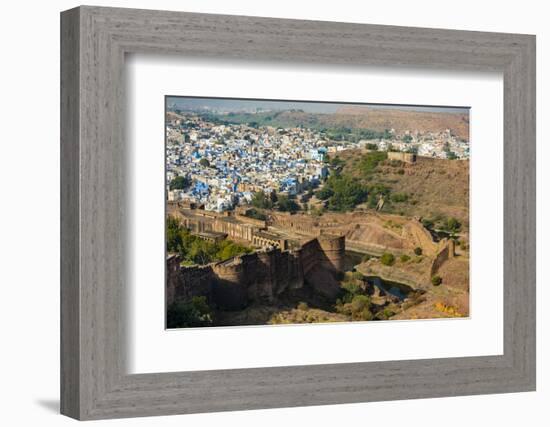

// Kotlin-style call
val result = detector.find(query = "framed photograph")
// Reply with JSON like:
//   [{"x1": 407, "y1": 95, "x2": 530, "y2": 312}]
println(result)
[
  {"x1": 164, "y1": 96, "x2": 471, "y2": 328},
  {"x1": 61, "y1": 6, "x2": 536, "y2": 420}
]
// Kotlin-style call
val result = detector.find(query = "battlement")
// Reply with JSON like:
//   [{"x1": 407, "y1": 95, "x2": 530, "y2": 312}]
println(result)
[{"x1": 388, "y1": 151, "x2": 417, "y2": 163}]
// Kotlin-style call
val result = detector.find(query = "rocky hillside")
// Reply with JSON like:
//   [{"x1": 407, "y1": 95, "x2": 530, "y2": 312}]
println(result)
[
  {"x1": 338, "y1": 150, "x2": 470, "y2": 231},
  {"x1": 334, "y1": 107, "x2": 469, "y2": 140}
]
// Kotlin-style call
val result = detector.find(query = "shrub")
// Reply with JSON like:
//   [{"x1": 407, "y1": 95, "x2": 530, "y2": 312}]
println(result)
[
  {"x1": 390, "y1": 192, "x2": 409, "y2": 203},
  {"x1": 380, "y1": 252, "x2": 395, "y2": 266},
  {"x1": 359, "y1": 151, "x2": 388, "y2": 175},
  {"x1": 315, "y1": 186, "x2": 334, "y2": 200},
  {"x1": 356, "y1": 308, "x2": 374, "y2": 321},
  {"x1": 388, "y1": 159, "x2": 403, "y2": 167},
  {"x1": 244, "y1": 208, "x2": 267, "y2": 221},
  {"x1": 431, "y1": 275, "x2": 443, "y2": 286},
  {"x1": 376, "y1": 307, "x2": 396, "y2": 320},
  {"x1": 339, "y1": 275, "x2": 367, "y2": 304},
  {"x1": 350, "y1": 294, "x2": 370, "y2": 312},
  {"x1": 349, "y1": 295, "x2": 373, "y2": 321},
  {"x1": 434, "y1": 302, "x2": 462, "y2": 316},
  {"x1": 166, "y1": 296, "x2": 213, "y2": 329},
  {"x1": 445, "y1": 217, "x2": 461, "y2": 233},
  {"x1": 342, "y1": 282, "x2": 362, "y2": 298},
  {"x1": 350, "y1": 271, "x2": 364, "y2": 281},
  {"x1": 277, "y1": 195, "x2": 300, "y2": 213},
  {"x1": 297, "y1": 302, "x2": 309, "y2": 311},
  {"x1": 400, "y1": 254, "x2": 411, "y2": 263},
  {"x1": 421, "y1": 218, "x2": 434, "y2": 229},
  {"x1": 414, "y1": 247, "x2": 423, "y2": 256}
]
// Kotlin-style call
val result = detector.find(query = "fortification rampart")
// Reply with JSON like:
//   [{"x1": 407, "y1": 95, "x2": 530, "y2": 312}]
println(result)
[
  {"x1": 167, "y1": 234, "x2": 344, "y2": 310},
  {"x1": 402, "y1": 219, "x2": 439, "y2": 256},
  {"x1": 173, "y1": 262, "x2": 216, "y2": 302},
  {"x1": 318, "y1": 234, "x2": 346, "y2": 272},
  {"x1": 388, "y1": 151, "x2": 417, "y2": 163},
  {"x1": 270, "y1": 213, "x2": 321, "y2": 236},
  {"x1": 235, "y1": 213, "x2": 266, "y2": 228},
  {"x1": 430, "y1": 239, "x2": 455, "y2": 276}
]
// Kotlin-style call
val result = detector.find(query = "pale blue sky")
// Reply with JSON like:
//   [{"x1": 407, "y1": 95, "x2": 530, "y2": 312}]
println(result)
[{"x1": 166, "y1": 96, "x2": 469, "y2": 114}]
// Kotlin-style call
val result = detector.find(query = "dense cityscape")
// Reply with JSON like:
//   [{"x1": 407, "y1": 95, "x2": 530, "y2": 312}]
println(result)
[{"x1": 166, "y1": 107, "x2": 469, "y2": 212}]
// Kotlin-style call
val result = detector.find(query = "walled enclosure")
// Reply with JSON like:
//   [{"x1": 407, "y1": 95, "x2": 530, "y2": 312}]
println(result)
[
  {"x1": 166, "y1": 203, "x2": 454, "y2": 310},
  {"x1": 167, "y1": 236, "x2": 345, "y2": 310},
  {"x1": 166, "y1": 206, "x2": 346, "y2": 311}
]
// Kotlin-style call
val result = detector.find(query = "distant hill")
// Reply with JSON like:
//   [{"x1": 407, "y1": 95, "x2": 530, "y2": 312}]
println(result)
[
  {"x1": 182, "y1": 107, "x2": 469, "y2": 141},
  {"x1": 166, "y1": 111, "x2": 184, "y2": 122},
  {"x1": 333, "y1": 107, "x2": 469, "y2": 141}
]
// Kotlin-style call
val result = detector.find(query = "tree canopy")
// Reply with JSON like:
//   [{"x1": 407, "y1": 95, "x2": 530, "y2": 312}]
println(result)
[
  {"x1": 167, "y1": 216, "x2": 252, "y2": 265},
  {"x1": 316, "y1": 175, "x2": 368, "y2": 212},
  {"x1": 169, "y1": 175, "x2": 191, "y2": 190}
]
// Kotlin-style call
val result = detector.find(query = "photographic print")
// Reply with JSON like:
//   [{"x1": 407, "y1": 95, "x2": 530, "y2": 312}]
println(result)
[{"x1": 165, "y1": 97, "x2": 470, "y2": 328}]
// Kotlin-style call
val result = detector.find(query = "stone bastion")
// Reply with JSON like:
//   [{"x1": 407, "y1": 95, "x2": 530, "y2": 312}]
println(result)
[{"x1": 166, "y1": 234, "x2": 345, "y2": 311}]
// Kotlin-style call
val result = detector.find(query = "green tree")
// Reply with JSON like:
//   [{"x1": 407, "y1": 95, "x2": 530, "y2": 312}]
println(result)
[
  {"x1": 421, "y1": 218, "x2": 435, "y2": 230},
  {"x1": 315, "y1": 186, "x2": 334, "y2": 200},
  {"x1": 166, "y1": 216, "x2": 184, "y2": 253},
  {"x1": 329, "y1": 156, "x2": 345, "y2": 168},
  {"x1": 380, "y1": 252, "x2": 395, "y2": 266},
  {"x1": 244, "y1": 208, "x2": 267, "y2": 221},
  {"x1": 366, "y1": 183, "x2": 391, "y2": 209},
  {"x1": 217, "y1": 241, "x2": 252, "y2": 260},
  {"x1": 269, "y1": 190, "x2": 278, "y2": 205},
  {"x1": 277, "y1": 195, "x2": 300, "y2": 213},
  {"x1": 199, "y1": 158, "x2": 210, "y2": 167},
  {"x1": 166, "y1": 215, "x2": 252, "y2": 265},
  {"x1": 400, "y1": 254, "x2": 411, "y2": 262},
  {"x1": 431, "y1": 275, "x2": 443, "y2": 286},
  {"x1": 169, "y1": 175, "x2": 191, "y2": 190},
  {"x1": 188, "y1": 239, "x2": 216, "y2": 265},
  {"x1": 251, "y1": 190, "x2": 273, "y2": 209},
  {"x1": 445, "y1": 217, "x2": 461, "y2": 233},
  {"x1": 323, "y1": 175, "x2": 368, "y2": 211},
  {"x1": 166, "y1": 296, "x2": 213, "y2": 328}
]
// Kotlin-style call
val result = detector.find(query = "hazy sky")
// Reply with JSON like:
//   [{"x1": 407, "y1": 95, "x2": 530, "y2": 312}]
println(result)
[{"x1": 166, "y1": 96, "x2": 470, "y2": 114}]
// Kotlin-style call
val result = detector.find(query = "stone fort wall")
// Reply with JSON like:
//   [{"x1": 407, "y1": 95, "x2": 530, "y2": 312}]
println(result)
[
  {"x1": 167, "y1": 234, "x2": 344, "y2": 311},
  {"x1": 430, "y1": 238, "x2": 456, "y2": 277},
  {"x1": 388, "y1": 151, "x2": 417, "y2": 163}
]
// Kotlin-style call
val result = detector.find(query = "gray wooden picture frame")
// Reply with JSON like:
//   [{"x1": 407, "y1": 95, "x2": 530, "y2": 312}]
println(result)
[{"x1": 60, "y1": 5, "x2": 536, "y2": 421}]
